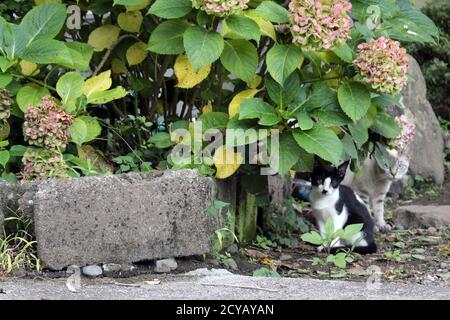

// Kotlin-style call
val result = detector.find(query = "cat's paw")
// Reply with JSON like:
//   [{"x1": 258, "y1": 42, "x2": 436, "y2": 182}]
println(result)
[
  {"x1": 317, "y1": 245, "x2": 325, "y2": 253},
  {"x1": 375, "y1": 222, "x2": 392, "y2": 233}
]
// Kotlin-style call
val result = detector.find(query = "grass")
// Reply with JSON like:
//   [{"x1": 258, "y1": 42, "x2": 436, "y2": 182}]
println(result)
[{"x1": 0, "y1": 210, "x2": 41, "y2": 275}]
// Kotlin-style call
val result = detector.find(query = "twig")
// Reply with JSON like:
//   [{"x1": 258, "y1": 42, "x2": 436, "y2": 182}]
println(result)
[
  {"x1": 200, "y1": 283, "x2": 280, "y2": 292},
  {"x1": 108, "y1": 281, "x2": 142, "y2": 288},
  {"x1": 93, "y1": 34, "x2": 140, "y2": 76}
]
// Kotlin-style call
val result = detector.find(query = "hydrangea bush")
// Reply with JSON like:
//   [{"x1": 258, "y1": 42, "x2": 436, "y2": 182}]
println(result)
[
  {"x1": 0, "y1": 0, "x2": 439, "y2": 182},
  {"x1": 394, "y1": 115, "x2": 416, "y2": 151}
]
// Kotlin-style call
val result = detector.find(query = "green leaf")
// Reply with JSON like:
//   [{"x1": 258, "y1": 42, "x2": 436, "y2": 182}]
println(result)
[
  {"x1": 86, "y1": 87, "x2": 128, "y2": 105},
  {"x1": 293, "y1": 125, "x2": 343, "y2": 166},
  {"x1": 303, "y1": 82, "x2": 338, "y2": 110},
  {"x1": 113, "y1": 0, "x2": 149, "y2": 4},
  {"x1": 342, "y1": 134, "x2": 357, "y2": 158},
  {"x1": 69, "y1": 118, "x2": 88, "y2": 146},
  {"x1": 266, "y1": 45, "x2": 303, "y2": 85},
  {"x1": 372, "y1": 94, "x2": 401, "y2": 107},
  {"x1": 20, "y1": 3, "x2": 67, "y2": 45},
  {"x1": 253, "y1": 268, "x2": 281, "y2": 278},
  {"x1": 255, "y1": 1, "x2": 289, "y2": 23},
  {"x1": 220, "y1": 40, "x2": 258, "y2": 85},
  {"x1": 183, "y1": 26, "x2": 224, "y2": 71},
  {"x1": 198, "y1": 112, "x2": 229, "y2": 132},
  {"x1": 301, "y1": 231, "x2": 323, "y2": 245},
  {"x1": 348, "y1": 121, "x2": 369, "y2": 148},
  {"x1": 3, "y1": 24, "x2": 28, "y2": 59},
  {"x1": 65, "y1": 42, "x2": 94, "y2": 71},
  {"x1": 223, "y1": 15, "x2": 261, "y2": 43},
  {"x1": 270, "y1": 131, "x2": 301, "y2": 176},
  {"x1": 337, "y1": 82, "x2": 370, "y2": 122},
  {"x1": 295, "y1": 111, "x2": 314, "y2": 130},
  {"x1": 21, "y1": 39, "x2": 70, "y2": 66},
  {"x1": 16, "y1": 85, "x2": 50, "y2": 113},
  {"x1": 148, "y1": 20, "x2": 189, "y2": 55},
  {"x1": 266, "y1": 72, "x2": 302, "y2": 108},
  {"x1": 148, "y1": 0, "x2": 192, "y2": 19},
  {"x1": 150, "y1": 132, "x2": 173, "y2": 149},
  {"x1": 0, "y1": 73, "x2": 13, "y2": 89},
  {"x1": 333, "y1": 252, "x2": 347, "y2": 268},
  {"x1": 239, "y1": 98, "x2": 281, "y2": 126},
  {"x1": 0, "y1": 150, "x2": 10, "y2": 168},
  {"x1": 332, "y1": 43, "x2": 353, "y2": 63},
  {"x1": 370, "y1": 111, "x2": 401, "y2": 139},
  {"x1": 56, "y1": 72, "x2": 85, "y2": 105},
  {"x1": 77, "y1": 116, "x2": 102, "y2": 143},
  {"x1": 343, "y1": 223, "x2": 363, "y2": 238}
]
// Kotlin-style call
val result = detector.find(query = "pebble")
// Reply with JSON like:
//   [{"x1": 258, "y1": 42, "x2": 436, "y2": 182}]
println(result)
[
  {"x1": 103, "y1": 263, "x2": 122, "y2": 273},
  {"x1": 227, "y1": 258, "x2": 238, "y2": 271},
  {"x1": 412, "y1": 248, "x2": 425, "y2": 254},
  {"x1": 427, "y1": 227, "x2": 438, "y2": 235},
  {"x1": 82, "y1": 265, "x2": 103, "y2": 277},
  {"x1": 154, "y1": 258, "x2": 178, "y2": 273}
]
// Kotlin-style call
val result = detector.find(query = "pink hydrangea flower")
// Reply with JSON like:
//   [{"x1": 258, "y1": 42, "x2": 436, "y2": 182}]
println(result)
[
  {"x1": 23, "y1": 96, "x2": 74, "y2": 150},
  {"x1": 394, "y1": 115, "x2": 416, "y2": 151},
  {"x1": 193, "y1": 0, "x2": 250, "y2": 16},
  {"x1": 353, "y1": 37, "x2": 409, "y2": 94},
  {"x1": 289, "y1": 0, "x2": 352, "y2": 51},
  {"x1": 21, "y1": 148, "x2": 69, "y2": 181}
]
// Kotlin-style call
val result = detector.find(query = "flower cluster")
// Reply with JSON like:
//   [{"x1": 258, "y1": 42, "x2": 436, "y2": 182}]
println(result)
[
  {"x1": 21, "y1": 148, "x2": 69, "y2": 181},
  {"x1": 193, "y1": 0, "x2": 250, "y2": 16},
  {"x1": 289, "y1": 0, "x2": 352, "y2": 51},
  {"x1": 353, "y1": 37, "x2": 409, "y2": 94},
  {"x1": 0, "y1": 89, "x2": 13, "y2": 121},
  {"x1": 394, "y1": 115, "x2": 416, "y2": 151},
  {"x1": 23, "y1": 96, "x2": 74, "y2": 150}
]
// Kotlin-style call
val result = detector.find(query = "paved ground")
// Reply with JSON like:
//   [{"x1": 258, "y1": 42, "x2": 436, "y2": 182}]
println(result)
[{"x1": 0, "y1": 269, "x2": 448, "y2": 300}]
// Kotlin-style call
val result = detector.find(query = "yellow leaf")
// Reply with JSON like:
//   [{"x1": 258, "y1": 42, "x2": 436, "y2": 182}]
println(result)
[
  {"x1": 88, "y1": 25, "x2": 120, "y2": 52},
  {"x1": 202, "y1": 101, "x2": 213, "y2": 113},
  {"x1": 19, "y1": 60, "x2": 38, "y2": 76},
  {"x1": 228, "y1": 89, "x2": 259, "y2": 118},
  {"x1": 111, "y1": 58, "x2": 128, "y2": 74},
  {"x1": 126, "y1": 42, "x2": 148, "y2": 66},
  {"x1": 249, "y1": 75, "x2": 262, "y2": 89},
  {"x1": 174, "y1": 55, "x2": 211, "y2": 89},
  {"x1": 83, "y1": 70, "x2": 112, "y2": 98},
  {"x1": 117, "y1": 11, "x2": 143, "y2": 33},
  {"x1": 214, "y1": 145, "x2": 243, "y2": 179},
  {"x1": 126, "y1": 0, "x2": 151, "y2": 11}
]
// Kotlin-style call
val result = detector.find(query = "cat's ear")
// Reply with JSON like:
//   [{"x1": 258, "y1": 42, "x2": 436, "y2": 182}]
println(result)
[{"x1": 337, "y1": 161, "x2": 350, "y2": 178}]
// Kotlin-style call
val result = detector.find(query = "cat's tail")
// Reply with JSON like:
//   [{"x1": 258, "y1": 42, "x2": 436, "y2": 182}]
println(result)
[{"x1": 329, "y1": 242, "x2": 377, "y2": 255}]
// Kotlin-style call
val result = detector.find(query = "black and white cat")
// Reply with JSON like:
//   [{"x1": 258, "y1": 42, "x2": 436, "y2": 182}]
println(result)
[{"x1": 309, "y1": 161, "x2": 377, "y2": 254}]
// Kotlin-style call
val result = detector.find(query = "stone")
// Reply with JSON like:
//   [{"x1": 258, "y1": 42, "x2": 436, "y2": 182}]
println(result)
[
  {"x1": 402, "y1": 56, "x2": 445, "y2": 184},
  {"x1": 32, "y1": 170, "x2": 220, "y2": 270},
  {"x1": 393, "y1": 205, "x2": 450, "y2": 228},
  {"x1": 103, "y1": 263, "x2": 121, "y2": 273},
  {"x1": 154, "y1": 258, "x2": 178, "y2": 273},
  {"x1": 82, "y1": 265, "x2": 103, "y2": 277}
]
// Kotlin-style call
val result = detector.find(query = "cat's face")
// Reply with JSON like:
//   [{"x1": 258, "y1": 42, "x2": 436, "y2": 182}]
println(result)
[
  {"x1": 311, "y1": 161, "x2": 349, "y2": 195},
  {"x1": 382, "y1": 149, "x2": 410, "y2": 180}
]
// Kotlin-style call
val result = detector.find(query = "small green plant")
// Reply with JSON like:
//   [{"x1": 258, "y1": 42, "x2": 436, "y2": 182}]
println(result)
[
  {"x1": 252, "y1": 267, "x2": 280, "y2": 278},
  {"x1": 208, "y1": 200, "x2": 239, "y2": 268},
  {"x1": 252, "y1": 235, "x2": 277, "y2": 250},
  {"x1": 0, "y1": 211, "x2": 41, "y2": 274},
  {"x1": 384, "y1": 250, "x2": 411, "y2": 262},
  {"x1": 266, "y1": 200, "x2": 311, "y2": 248},
  {"x1": 301, "y1": 218, "x2": 362, "y2": 277}
]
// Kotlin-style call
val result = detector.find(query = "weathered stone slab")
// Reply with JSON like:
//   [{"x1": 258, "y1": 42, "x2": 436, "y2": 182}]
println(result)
[
  {"x1": 33, "y1": 170, "x2": 220, "y2": 270},
  {"x1": 393, "y1": 205, "x2": 450, "y2": 228}
]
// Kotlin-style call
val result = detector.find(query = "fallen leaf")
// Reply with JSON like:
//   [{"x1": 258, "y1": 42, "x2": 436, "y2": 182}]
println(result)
[{"x1": 144, "y1": 279, "x2": 161, "y2": 286}]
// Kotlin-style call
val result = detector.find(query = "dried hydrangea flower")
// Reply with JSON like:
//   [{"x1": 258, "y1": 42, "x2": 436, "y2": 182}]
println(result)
[
  {"x1": 193, "y1": 0, "x2": 250, "y2": 16},
  {"x1": 289, "y1": 0, "x2": 352, "y2": 51},
  {"x1": 353, "y1": 37, "x2": 409, "y2": 94},
  {"x1": 21, "y1": 148, "x2": 69, "y2": 181},
  {"x1": 394, "y1": 115, "x2": 416, "y2": 151},
  {"x1": 0, "y1": 89, "x2": 13, "y2": 121},
  {"x1": 23, "y1": 96, "x2": 74, "y2": 150}
]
